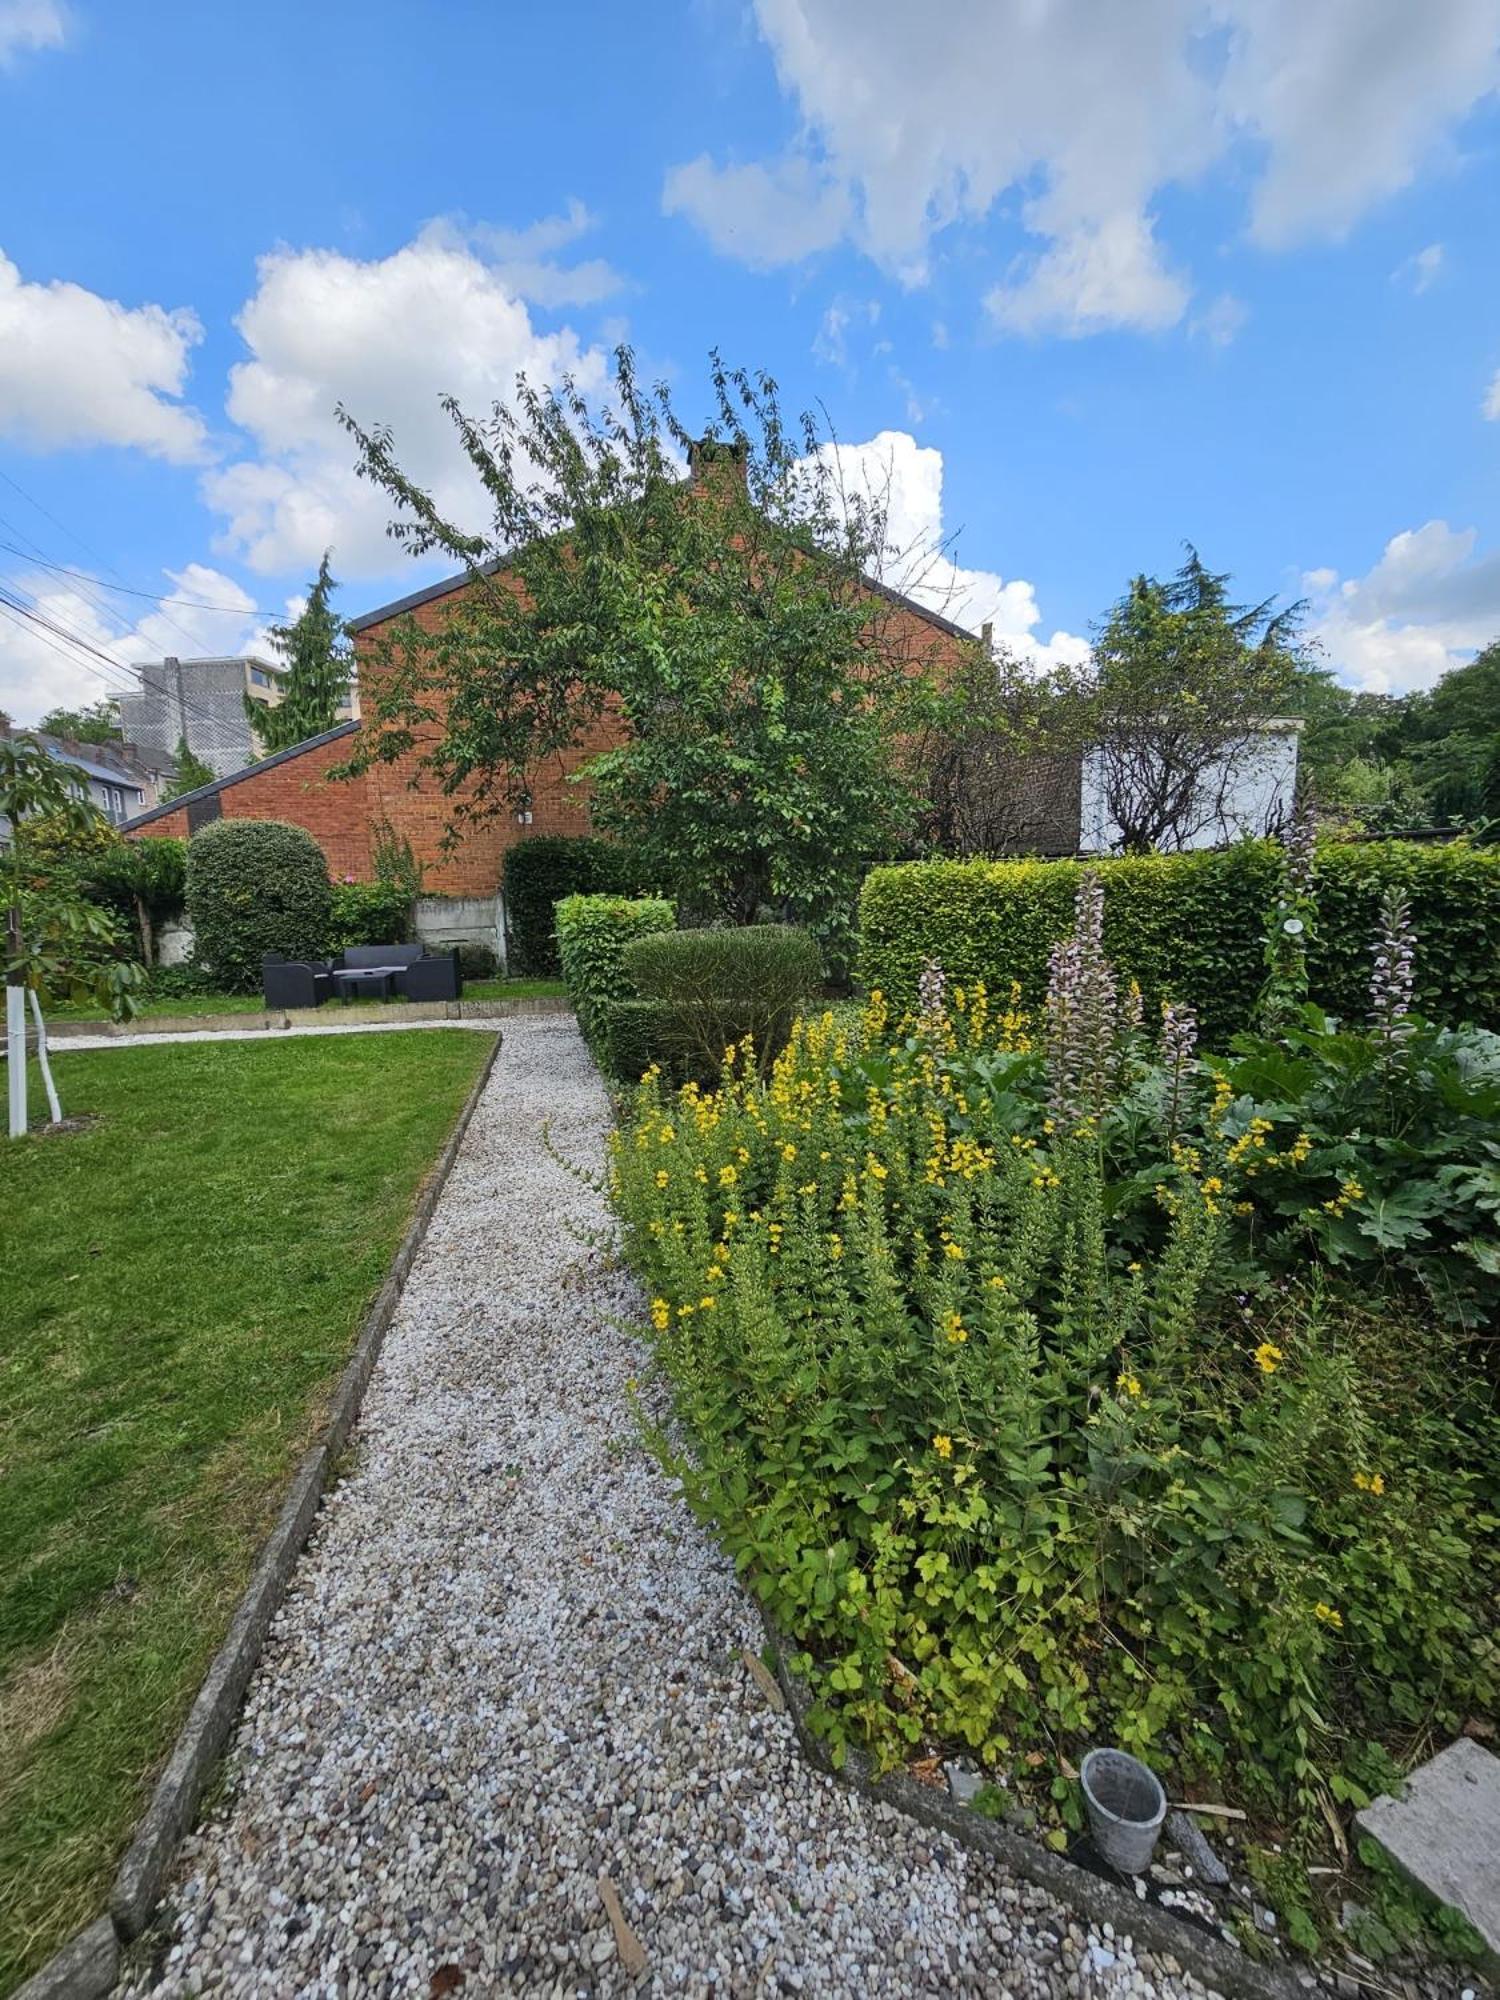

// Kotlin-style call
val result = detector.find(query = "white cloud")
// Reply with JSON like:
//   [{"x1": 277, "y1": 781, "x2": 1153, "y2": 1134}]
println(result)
[
  {"x1": 0, "y1": 0, "x2": 66, "y2": 66},
  {"x1": 812, "y1": 429, "x2": 1089, "y2": 670},
  {"x1": 1484, "y1": 368, "x2": 1500, "y2": 420},
  {"x1": 444, "y1": 202, "x2": 625, "y2": 308},
  {"x1": 1190, "y1": 292, "x2": 1249, "y2": 347},
  {"x1": 1393, "y1": 243, "x2": 1445, "y2": 293},
  {"x1": 662, "y1": 152, "x2": 852, "y2": 270},
  {"x1": 1305, "y1": 520, "x2": 1500, "y2": 692},
  {"x1": 987, "y1": 212, "x2": 1189, "y2": 338},
  {"x1": 666, "y1": 0, "x2": 1500, "y2": 332},
  {"x1": 0, "y1": 564, "x2": 261, "y2": 725},
  {"x1": 204, "y1": 228, "x2": 610, "y2": 576},
  {"x1": 0, "y1": 250, "x2": 207, "y2": 460}
]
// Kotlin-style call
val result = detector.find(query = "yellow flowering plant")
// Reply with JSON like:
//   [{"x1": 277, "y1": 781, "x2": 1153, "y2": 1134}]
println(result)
[{"x1": 610, "y1": 979, "x2": 1500, "y2": 1864}]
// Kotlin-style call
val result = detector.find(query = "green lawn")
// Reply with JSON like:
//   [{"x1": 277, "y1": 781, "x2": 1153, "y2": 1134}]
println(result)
[
  {"x1": 47, "y1": 977, "x2": 566, "y2": 1022},
  {"x1": 0, "y1": 1031, "x2": 493, "y2": 1989}
]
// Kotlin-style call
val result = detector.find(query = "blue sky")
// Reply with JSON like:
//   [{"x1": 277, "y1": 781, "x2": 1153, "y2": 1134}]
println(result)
[{"x1": 2, "y1": 0, "x2": 1499, "y2": 726}]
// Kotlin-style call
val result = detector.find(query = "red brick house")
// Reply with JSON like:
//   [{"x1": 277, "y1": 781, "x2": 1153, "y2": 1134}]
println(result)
[{"x1": 122, "y1": 553, "x2": 978, "y2": 961}]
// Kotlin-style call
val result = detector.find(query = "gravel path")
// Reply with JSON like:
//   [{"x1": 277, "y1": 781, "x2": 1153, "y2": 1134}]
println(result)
[{"x1": 127, "y1": 1015, "x2": 1207, "y2": 2000}]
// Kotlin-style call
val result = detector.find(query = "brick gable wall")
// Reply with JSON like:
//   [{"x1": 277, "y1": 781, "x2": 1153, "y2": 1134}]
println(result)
[{"x1": 128, "y1": 565, "x2": 979, "y2": 889}]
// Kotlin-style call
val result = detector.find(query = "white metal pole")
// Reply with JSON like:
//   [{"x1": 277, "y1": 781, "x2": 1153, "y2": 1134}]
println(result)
[
  {"x1": 28, "y1": 988, "x2": 61, "y2": 1125},
  {"x1": 6, "y1": 984, "x2": 26, "y2": 1138}
]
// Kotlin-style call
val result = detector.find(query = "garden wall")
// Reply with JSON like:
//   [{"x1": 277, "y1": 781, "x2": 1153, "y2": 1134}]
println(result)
[{"x1": 858, "y1": 840, "x2": 1500, "y2": 1044}]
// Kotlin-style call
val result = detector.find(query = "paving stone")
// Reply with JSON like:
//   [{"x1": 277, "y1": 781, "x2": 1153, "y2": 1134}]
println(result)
[{"x1": 1355, "y1": 1738, "x2": 1500, "y2": 1966}]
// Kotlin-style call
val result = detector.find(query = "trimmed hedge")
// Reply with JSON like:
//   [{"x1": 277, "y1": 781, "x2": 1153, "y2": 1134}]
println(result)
[
  {"x1": 623, "y1": 925, "x2": 823, "y2": 1080},
  {"x1": 185, "y1": 819, "x2": 332, "y2": 992},
  {"x1": 555, "y1": 894, "x2": 676, "y2": 1067},
  {"x1": 504, "y1": 836, "x2": 650, "y2": 977},
  {"x1": 857, "y1": 840, "x2": 1500, "y2": 1045},
  {"x1": 327, "y1": 879, "x2": 414, "y2": 952}
]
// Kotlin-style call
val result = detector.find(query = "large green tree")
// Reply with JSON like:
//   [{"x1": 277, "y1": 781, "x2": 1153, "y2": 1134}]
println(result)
[
  {"x1": 1076, "y1": 551, "x2": 1307, "y2": 853},
  {"x1": 338, "y1": 350, "x2": 939, "y2": 942},
  {"x1": 249, "y1": 551, "x2": 353, "y2": 754},
  {"x1": 36, "y1": 699, "x2": 122, "y2": 744}
]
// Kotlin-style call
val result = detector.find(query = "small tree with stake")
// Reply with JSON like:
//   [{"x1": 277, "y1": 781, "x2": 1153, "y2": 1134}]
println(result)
[{"x1": 3, "y1": 736, "x2": 143, "y2": 1136}]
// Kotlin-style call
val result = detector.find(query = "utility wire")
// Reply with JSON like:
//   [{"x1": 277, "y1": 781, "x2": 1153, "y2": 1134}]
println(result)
[{"x1": 0, "y1": 540, "x2": 282, "y2": 616}]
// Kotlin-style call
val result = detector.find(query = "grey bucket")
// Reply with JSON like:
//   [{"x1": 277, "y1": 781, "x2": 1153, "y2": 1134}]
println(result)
[{"x1": 1079, "y1": 1749, "x2": 1167, "y2": 1873}]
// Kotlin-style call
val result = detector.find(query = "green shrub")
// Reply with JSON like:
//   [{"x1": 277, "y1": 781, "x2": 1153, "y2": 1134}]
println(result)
[
  {"x1": 186, "y1": 820, "x2": 332, "y2": 991},
  {"x1": 858, "y1": 841, "x2": 1500, "y2": 1045},
  {"x1": 327, "y1": 878, "x2": 414, "y2": 952},
  {"x1": 453, "y1": 940, "x2": 498, "y2": 980},
  {"x1": 622, "y1": 925, "x2": 823, "y2": 1081},
  {"x1": 503, "y1": 836, "x2": 649, "y2": 977},
  {"x1": 144, "y1": 961, "x2": 219, "y2": 1000},
  {"x1": 596, "y1": 997, "x2": 679, "y2": 1083},
  {"x1": 555, "y1": 894, "x2": 675, "y2": 1066}
]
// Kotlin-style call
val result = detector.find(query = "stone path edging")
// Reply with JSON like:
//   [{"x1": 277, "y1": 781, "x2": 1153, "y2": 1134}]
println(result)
[
  {"x1": 11, "y1": 1032, "x2": 504, "y2": 2000},
  {"x1": 28, "y1": 993, "x2": 569, "y2": 1046},
  {"x1": 759, "y1": 1611, "x2": 1305, "y2": 2000}
]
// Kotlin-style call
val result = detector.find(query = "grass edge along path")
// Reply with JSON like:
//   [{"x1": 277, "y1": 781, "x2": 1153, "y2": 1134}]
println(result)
[{"x1": 0, "y1": 1029, "x2": 493, "y2": 1990}]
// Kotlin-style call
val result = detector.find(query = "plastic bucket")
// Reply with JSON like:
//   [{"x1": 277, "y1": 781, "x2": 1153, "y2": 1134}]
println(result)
[{"x1": 1079, "y1": 1748, "x2": 1167, "y2": 1874}]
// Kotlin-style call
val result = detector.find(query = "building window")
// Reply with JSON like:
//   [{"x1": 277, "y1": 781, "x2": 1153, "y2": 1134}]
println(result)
[
  {"x1": 249, "y1": 667, "x2": 272, "y2": 689},
  {"x1": 104, "y1": 785, "x2": 126, "y2": 822}
]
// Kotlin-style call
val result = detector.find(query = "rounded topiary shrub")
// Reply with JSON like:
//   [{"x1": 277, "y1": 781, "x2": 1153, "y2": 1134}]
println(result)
[{"x1": 186, "y1": 819, "x2": 332, "y2": 991}]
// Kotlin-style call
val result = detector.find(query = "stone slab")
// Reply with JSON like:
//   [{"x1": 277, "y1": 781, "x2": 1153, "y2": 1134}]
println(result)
[
  {"x1": 11, "y1": 1917, "x2": 119, "y2": 2000},
  {"x1": 1355, "y1": 1737, "x2": 1500, "y2": 1966}
]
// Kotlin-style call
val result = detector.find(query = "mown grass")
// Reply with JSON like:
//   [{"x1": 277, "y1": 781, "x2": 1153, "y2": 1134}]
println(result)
[{"x1": 0, "y1": 1031, "x2": 492, "y2": 1989}]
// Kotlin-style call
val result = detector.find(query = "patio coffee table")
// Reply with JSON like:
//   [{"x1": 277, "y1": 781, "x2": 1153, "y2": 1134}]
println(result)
[{"x1": 333, "y1": 967, "x2": 399, "y2": 1001}]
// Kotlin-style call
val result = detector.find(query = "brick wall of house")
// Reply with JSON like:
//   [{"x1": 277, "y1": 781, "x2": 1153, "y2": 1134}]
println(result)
[
  {"x1": 127, "y1": 558, "x2": 980, "y2": 889},
  {"x1": 126, "y1": 727, "x2": 374, "y2": 878}
]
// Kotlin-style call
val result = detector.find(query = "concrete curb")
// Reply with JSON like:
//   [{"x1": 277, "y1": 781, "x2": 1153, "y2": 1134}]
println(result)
[
  {"x1": 28, "y1": 994, "x2": 569, "y2": 1044},
  {"x1": 758, "y1": 1611, "x2": 1307, "y2": 2000},
  {"x1": 11, "y1": 1031, "x2": 503, "y2": 2000}
]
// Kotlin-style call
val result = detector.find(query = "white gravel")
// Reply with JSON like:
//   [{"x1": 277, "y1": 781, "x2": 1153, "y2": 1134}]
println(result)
[{"x1": 124, "y1": 1015, "x2": 1209, "y2": 2000}]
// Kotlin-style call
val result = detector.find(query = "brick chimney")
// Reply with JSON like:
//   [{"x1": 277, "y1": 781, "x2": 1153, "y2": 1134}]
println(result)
[{"x1": 687, "y1": 435, "x2": 749, "y2": 496}]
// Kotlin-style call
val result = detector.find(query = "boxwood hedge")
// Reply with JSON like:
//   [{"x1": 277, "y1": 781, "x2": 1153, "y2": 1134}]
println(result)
[
  {"x1": 555, "y1": 894, "x2": 675, "y2": 1066},
  {"x1": 857, "y1": 840, "x2": 1500, "y2": 1046}
]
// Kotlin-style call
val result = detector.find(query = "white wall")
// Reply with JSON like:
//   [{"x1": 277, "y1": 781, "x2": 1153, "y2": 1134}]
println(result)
[{"x1": 1079, "y1": 727, "x2": 1299, "y2": 855}]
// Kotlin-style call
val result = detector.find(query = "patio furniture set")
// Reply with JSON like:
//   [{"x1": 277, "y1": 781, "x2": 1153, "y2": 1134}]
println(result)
[{"x1": 262, "y1": 944, "x2": 464, "y2": 1009}]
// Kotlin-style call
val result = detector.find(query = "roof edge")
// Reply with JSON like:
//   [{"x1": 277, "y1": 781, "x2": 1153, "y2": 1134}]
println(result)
[
  {"x1": 348, "y1": 554, "x2": 981, "y2": 647},
  {"x1": 121, "y1": 720, "x2": 361, "y2": 830}
]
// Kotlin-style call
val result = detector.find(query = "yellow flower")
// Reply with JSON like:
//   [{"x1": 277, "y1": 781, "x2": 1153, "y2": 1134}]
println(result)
[
  {"x1": 1118, "y1": 1373, "x2": 1142, "y2": 1398},
  {"x1": 781, "y1": 1142, "x2": 797, "y2": 1162},
  {"x1": 932, "y1": 1434, "x2": 954, "y2": 1459},
  {"x1": 1127, "y1": 1261, "x2": 1142, "y2": 1275},
  {"x1": 1314, "y1": 1602, "x2": 1343, "y2": 1628},
  {"x1": 828, "y1": 1236, "x2": 844, "y2": 1260},
  {"x1": 988, "y1": 1274, "x2": 1008, "y2": 1290},
  {"x1": 718, "y1": 1164, "x2": 738, "y2": 1187},
  {"x1": 654, "y1": 1169, "x2": 670, "y2": 1189},
  {"x1": 1253, "y1": 1341, "x2": 1283, "y2": 1375},
  {"x1": 1353, "y1": 1471, "x2": 1386, "y2": 1496},
  {"x1": 941, "y1": 1311, "x2": 968, "y2": 1346},
  {"x1": 706, "y1": 1264, "x2": 725, "y2": 1283},
  {"x1": 699, "y1": 1296, "x2": 716, "y2": 1311},
  {"x1": 944, "y1": 1241, "x2": 966, "y2": 1261},
  {"x1": 650, "y1": 1298, "x2": 670, "y2": 1331}
]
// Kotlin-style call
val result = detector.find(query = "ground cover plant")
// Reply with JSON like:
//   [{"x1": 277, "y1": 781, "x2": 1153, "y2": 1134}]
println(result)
[
  {"x1": 610, "y1": 867, "x2": 1499, "y2": 1958},
  {"x1": 0, "y1": 1030, "x2": 491, "y2": 1988}
]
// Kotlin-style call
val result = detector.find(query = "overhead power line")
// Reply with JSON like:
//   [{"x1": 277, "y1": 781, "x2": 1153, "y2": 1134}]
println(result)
[{"x1": 0, "y1": 540, "x2": 282, "y2": 617}]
